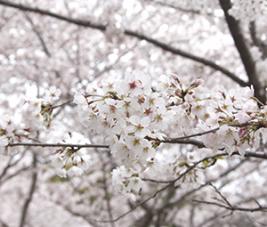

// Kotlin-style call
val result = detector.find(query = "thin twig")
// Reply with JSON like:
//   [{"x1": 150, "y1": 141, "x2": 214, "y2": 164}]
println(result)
[
  {"x1": 7, "y1": 142, "x2": 109, "y2": 149},
  {"x1": 192, "y1": 199, "x2": 267, "y2": 213},
  {"x1": 209, "y1": 183, "x2": 232, "y2": 207},
  {"x1": 159, "y1": 127, "x2": 219, "y2": 143},
  {"x1": 0, "y1": 166, "x2": 31, "y2": 185},
  {"x1": 0, "y1": 151, "x2": 26, "y2": 183}
]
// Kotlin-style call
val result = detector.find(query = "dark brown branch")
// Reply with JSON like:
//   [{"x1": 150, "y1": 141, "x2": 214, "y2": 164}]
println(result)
[
  {"x1": 7, "y1": 142, "x2": 267, "y2": 160},
  {"x1": 7, "y1": 142, "x2": 109, "y2": 149},
  {"x1": 219, "y1": 0, "x2": 265, "y2": 103},
  {"x1": 164, "y1": 139, "x2": 205, "y2": 147},
  {"x1": 0, "y1": 0, "x2": 247, "y2": 86},
  {"x1": 19, "y1": 154, "x2": 38, "y2": 227},
  {"x1": 0, "y1": 0, "x2": 106, "y2": 30},
  {"x1": 124, "y1": 30, "x2": 247, "y2": 86},
  {"x1": 243, "y1": 151, "x2": 267, "y2": 160}
]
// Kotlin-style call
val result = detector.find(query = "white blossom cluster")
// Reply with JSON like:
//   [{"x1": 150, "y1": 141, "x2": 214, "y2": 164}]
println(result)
[
  {"x1": 71, "y1": 75, "x2": 267, "y2": 195},
  {"x1": 74, "y1": 75, "x2": 176, "y2": 167},
  {"x1": 1, "y1": 75, "x2": 267, "y2": 196},
  {"x1": 52, "y1": 147, "x2": 91, "y2": 178},
  {"x1": 229, "y1": 0, "x2": 267, "y2": 21}
]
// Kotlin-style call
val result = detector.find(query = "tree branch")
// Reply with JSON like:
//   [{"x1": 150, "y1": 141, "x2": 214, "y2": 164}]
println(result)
[
  {"x1": 0, "y1": 166, "x2": 31, "y2": 186},
  {"x1": 219, "y1": 0, "x2": 266, "y2": 103},
  {"x1": 144, "y1": 0, "x2": 202, "y2": 15},
  {"x1": 0, "y1": 0, "x2": 106, "y2": 30},
  {"x1": 193, "y1": 199, "x2": 267, "y2": 213},
  {"x1": 7, "y1": 141, "x2": 267, "y2": 160},
  {"x1": 124, "y1": 30, "x2": 247, "y2": 86},
  {"x1": 157, "y1": 127, "x2": 219, "y2": 146},
  {"x1": 7, "y1": 142, "x2": 109, "y2": 149},
  {"x1": 19, "y1": 154, "x2": 38, "y2": 227},
  {"x1": 194, "y1": 182, "x2": 267, "y2": 213},
  {"x1": 0, "y1": 0, "x2": 247, "y2": 86},
  {"x1": 23, "y1": 13, "x2": 51, "y2": 57}
]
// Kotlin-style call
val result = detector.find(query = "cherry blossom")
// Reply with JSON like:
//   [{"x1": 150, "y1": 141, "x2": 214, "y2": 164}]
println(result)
[{"x1": 1, "y1": 0, "x2": 267, "y2": 226}]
